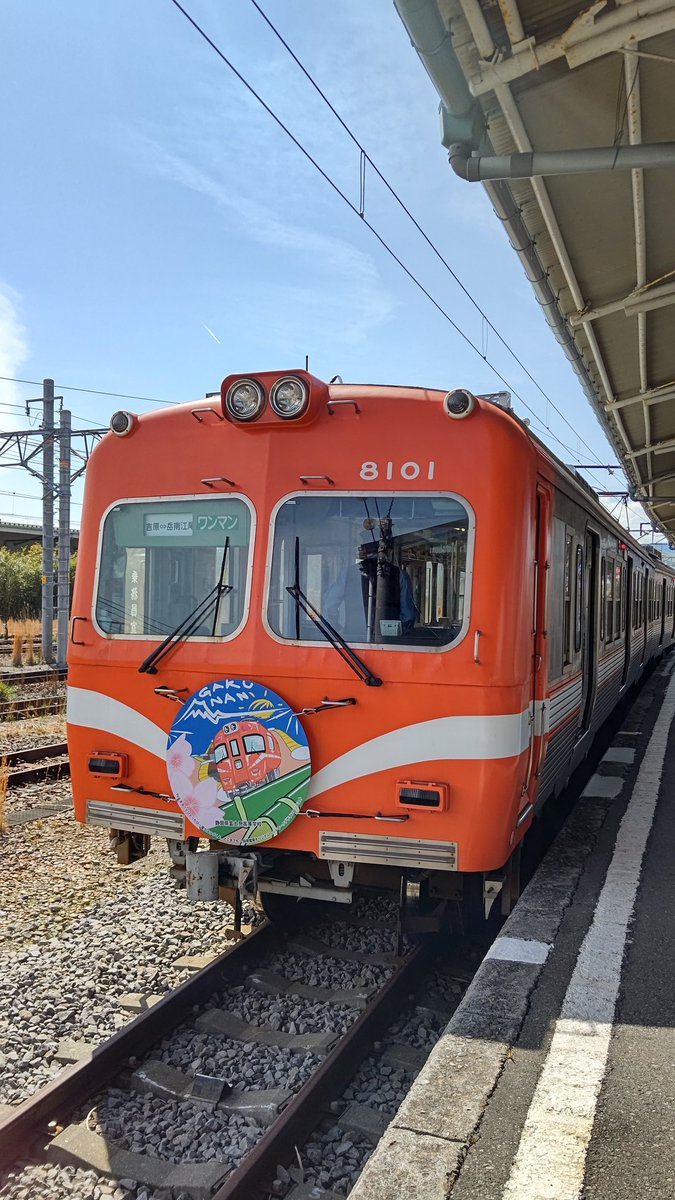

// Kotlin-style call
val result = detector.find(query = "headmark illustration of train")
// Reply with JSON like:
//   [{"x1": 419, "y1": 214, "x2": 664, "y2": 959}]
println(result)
[{"x1": 67, "y1": 371, "x2": 675, "y2": 922}]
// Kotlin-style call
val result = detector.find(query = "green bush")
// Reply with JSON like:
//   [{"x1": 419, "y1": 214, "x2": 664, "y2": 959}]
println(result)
[{"x1": 0, "y1": 544, "x2": 77, "y2": 635}]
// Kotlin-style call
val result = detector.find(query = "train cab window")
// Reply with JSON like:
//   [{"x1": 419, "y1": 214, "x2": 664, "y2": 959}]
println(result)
[
  {"x1": 95, "y1": 497, "x2": 253, "y2": 639},
  {"x1": 244, "y1": 734, "x2": 266, "y2": 753},
  {"x1": 268, "y1": 493, "x2": 472, "y2": 649}
]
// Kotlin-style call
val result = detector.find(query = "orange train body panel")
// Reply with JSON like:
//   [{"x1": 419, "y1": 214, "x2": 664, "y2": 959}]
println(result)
[{"x1": 67, "y1": 374, "x2": 675, "y2": 894}]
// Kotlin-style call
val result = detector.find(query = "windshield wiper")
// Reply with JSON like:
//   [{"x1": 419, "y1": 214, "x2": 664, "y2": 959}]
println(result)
[
  {"x1": 286, "y1": 537, "x2": 382, "y2": 687},
  {"x1": 138, "y1": 538, "x2": 232, "y2": 675}
]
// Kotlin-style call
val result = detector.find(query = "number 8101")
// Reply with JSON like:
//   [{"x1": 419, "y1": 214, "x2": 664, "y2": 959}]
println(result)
[{"x1": 359, "y1": 461, "x2": 436, "y2": 481}]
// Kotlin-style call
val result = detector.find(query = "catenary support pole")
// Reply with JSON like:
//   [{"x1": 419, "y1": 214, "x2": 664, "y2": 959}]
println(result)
[
  {"x1": 41, "y1": 379, "x2": 55, "y2": 665},
  {"x1": 56, "y1": 408, "x2": 71, "y2": 669}
]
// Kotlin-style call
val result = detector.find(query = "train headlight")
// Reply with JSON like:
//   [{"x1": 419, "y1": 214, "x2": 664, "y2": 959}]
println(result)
[
  {"x1": 270, "y1": 376, "x2": 308, "y2": 419},
  {"x1": 110, "y1": 411, "x2": 136, "y2": 437},
  {"x1": 444, "y1": 389, "x2": 476, "y2": 419},
  {"x1": 225, "y1": 378, "x2": 266, "y2": 422}
]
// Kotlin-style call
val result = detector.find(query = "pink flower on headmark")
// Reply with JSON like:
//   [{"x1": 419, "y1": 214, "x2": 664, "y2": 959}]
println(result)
[
  {"x1": 167, "y1": 734, "x2": 194, "y2": 778},
  {"x1": 176, "y1": 775, "x2": 224, "y2": 832}
]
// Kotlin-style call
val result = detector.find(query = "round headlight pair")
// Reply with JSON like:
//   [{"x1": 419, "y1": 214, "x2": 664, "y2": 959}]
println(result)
[{"x1": 224, "y1": 376, "x2": 309, "y2": 422}]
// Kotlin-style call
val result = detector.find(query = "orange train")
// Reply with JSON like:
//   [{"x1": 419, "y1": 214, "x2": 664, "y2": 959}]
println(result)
[{"x1": 68, "y1": 372, "x2": 675, "y2": 918}]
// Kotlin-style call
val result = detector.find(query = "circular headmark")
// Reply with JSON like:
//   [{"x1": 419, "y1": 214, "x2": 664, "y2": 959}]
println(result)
[{"x1": 166, "y1": 679, "x2": 311, "y2": 847}]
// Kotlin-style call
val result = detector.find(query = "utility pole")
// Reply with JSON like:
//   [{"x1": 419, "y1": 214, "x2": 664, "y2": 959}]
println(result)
[
  {"x1": 41, "y1": 379, "x2": 55, "y2": 664},
  {"x1": 0, "y1": 388, "x2": 106, "y2": 668},
  {"x1": 56, "y1": 409, "x2": 72, "y2": 668}
]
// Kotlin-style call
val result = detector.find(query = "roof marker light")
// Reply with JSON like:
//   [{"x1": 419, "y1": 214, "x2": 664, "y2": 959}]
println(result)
[
  {"x1": 110, "y1": 411, "x2": 136, "y2": 437},
  {"x1": 444, "y1": 389, "x2": 476, "y2": 419}
]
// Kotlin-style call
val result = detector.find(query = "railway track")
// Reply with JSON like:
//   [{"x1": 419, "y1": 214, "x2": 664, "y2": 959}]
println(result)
[
  {"x1": 0, "y1": 906, "x2": 464, "y2": 1200},
  {"x1": 0, "y1": 668, "x2": 67, "y2": 686},
  {"x1": 6, "y1": 742, "x2": 70, "y2": 787},
  {"x1": 0, "y1": 694, "x2": 65, "y2": 722}
]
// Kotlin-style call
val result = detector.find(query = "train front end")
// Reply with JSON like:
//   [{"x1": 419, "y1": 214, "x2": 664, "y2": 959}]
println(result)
[{"x1": 68, "y1": 372, "x2": 537, "y2": 919}]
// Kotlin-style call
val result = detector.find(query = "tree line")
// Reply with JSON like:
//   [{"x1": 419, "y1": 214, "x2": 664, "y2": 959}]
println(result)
[{"x1": 0, "y1": 545, "x2": 77, "y2": 634}]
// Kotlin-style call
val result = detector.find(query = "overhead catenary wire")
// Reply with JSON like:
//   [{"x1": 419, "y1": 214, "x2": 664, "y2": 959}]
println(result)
[
  {"x1": 0, "y1": 375, "x2": 174, "y2": 408},
  {"x1": 0, "y1": 487, "x2": 82, "y2": 508},
  {"x1": 247, "y1": 0, "x2": 606, "y2": 467},
  {"x1": 166, "y1": 0, "x2": 615, "y2": 489}
]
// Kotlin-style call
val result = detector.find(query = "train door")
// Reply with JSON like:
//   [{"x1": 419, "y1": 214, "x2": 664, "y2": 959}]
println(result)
[
  {"x1": 579, "y1": 528, "x2": 599, "y2": 734},
  {"x1": 622, "y1": 557, "x2": 633, "y2": 687},
  {"x1": 525, "y1": 484, "x2": 550, "y2": 794}
]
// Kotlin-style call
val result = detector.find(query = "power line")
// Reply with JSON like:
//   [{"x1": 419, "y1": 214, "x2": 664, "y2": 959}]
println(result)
[
  {"x1": 248, "y1": 0, "x2": 604, "y2": 464},
  {"x1": 0, "y1": 375, "x2": 173, "y2": 407},
  {"x1": 0, "y1": 487, "x2": 82, "y2": 508},
  {"x1": 166, "y1": 0, "x2": 612, "y2": 487}
]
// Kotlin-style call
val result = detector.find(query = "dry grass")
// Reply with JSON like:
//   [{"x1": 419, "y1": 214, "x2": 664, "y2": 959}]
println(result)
[
  {"x1": 0, "y1": 714, "x2": 66, "y2": 749},
  {"x1": 11, "y1": 632, "x2": 22, "y2": 668},
  {"x1": 7, "y1": 618, "x2": 42, "y2": 639},
  {"x1": 4, "y1": 619, "x2": 58, "y2": 666}
]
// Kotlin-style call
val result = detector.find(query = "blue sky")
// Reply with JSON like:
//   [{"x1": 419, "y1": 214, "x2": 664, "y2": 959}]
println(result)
[{"x1": 0, "y1": 0, "x2": 650, "y2": 536}]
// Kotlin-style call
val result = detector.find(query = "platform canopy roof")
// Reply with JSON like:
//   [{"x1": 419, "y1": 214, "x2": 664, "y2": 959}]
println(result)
[{"x1": 395, "y1": 0, "x2": 675, "y2": 541}]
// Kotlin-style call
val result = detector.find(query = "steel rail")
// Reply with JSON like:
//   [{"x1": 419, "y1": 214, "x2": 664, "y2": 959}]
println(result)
[
  {"x1": 0, "y1": 668, "x2": 67, "y2": 685},
  {"x1": 0, "y1": 922, "x2": 277, "y2": 1172},
  {"x1": 7, "y1": 742, "x2": 70, "y2": 785},
  {"x1": 0, "y1": 695, "x2": 65, "y2": 721},
  {"x1": 211, "y1": 937, "x2": 432, "y2": 1200}
]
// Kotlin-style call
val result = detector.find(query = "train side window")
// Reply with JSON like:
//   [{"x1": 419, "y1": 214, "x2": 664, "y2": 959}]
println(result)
[
  {"x1": 605, "y1": 557, "x2": 614, "y2": 642},
  {"x1": 600, "y1": 558, "x2": 606, "y2": 641},
  {"x1": 574, "y1": 544, "x2": 583, "y2": 653},
  {"x1": 563, "y1": 531, "x2": 573, "y2": 665},
  {"x1": 615, "y1": 562, "x2": 622, "y2": 637}
]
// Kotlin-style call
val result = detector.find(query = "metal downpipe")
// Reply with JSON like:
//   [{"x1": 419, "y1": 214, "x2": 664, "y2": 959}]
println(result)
[
  {"x1": 393, "y1": 0, "x2": 482, "y2": 143},
  {"x1": 449, "y1": 141, "x2": 675, "y2": 181}
]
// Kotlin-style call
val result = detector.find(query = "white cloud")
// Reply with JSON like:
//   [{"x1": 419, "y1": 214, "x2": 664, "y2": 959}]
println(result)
[{"x1": 130, "y1": 133, "x2": 396, "y2": 345}]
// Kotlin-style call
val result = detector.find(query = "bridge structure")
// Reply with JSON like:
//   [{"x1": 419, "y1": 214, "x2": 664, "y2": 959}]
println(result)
[{"x1": 395, "y1": 0, "x2": 675, "y2": 540}]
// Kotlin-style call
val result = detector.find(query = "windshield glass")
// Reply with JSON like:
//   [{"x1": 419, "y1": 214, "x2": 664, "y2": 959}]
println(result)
[
  {"x1": 244, "y1": 734, "x2": 266, "y2": 753},
  {"x1": 96, "y1": 497, "x2": 252, "y2": 638},
  {"x1": 268, "y1": 494, "x2": 471, "y2": 649}
]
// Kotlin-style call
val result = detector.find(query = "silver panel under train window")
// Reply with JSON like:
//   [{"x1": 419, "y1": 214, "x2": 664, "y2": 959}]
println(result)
[
  {"x1": 86, "y1": 800, "x2": 185, "y2": 839},
  {"x1": 319, "y1": 831, "x2": 458, "y2": 871}
]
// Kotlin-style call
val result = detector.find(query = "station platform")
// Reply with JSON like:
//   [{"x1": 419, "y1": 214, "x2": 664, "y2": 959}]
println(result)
[{"x1": 350, "y1": 653, "x2": 675, "y2": 1200}]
